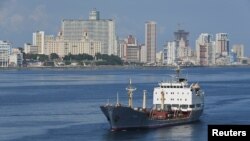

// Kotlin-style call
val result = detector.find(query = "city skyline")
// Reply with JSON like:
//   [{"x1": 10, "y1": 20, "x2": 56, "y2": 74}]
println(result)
[{"x1": 0, "y1": 0, "x2": 250, "y2": 55}]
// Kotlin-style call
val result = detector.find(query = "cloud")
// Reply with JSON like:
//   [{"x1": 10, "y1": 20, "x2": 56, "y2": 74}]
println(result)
[
  {"x1": 10, "y1": 14, "x2": 24, "y2": 29},
  {"x1": 0, "y1": 0, "x2": 25, "y2": 31},
  {"x1": 0, "y1": 1, "x2": 48, "y2": 32},
  {"x1": 29, "y1": 5, "x2": 48, "y2": 24}
]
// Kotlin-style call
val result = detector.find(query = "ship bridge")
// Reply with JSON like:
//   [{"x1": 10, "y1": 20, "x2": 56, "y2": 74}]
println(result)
[{"x1": 159, "y1": 78, "x2": 189, "y2": 89}]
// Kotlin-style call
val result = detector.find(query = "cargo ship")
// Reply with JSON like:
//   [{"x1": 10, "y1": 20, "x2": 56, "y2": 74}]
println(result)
[{"x1": 100, "y1": 66, "x2": 204, "y2": 131}]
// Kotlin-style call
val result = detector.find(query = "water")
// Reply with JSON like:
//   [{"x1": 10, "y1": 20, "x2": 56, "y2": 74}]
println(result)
[{"x1": 0, "y1": 67, "x2": 250, "y2": 141}]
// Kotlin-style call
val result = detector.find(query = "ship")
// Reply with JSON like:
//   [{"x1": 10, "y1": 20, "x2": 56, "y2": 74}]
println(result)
[{"x1": 100, "y1": 66, "x2": 204, "y2": 131}]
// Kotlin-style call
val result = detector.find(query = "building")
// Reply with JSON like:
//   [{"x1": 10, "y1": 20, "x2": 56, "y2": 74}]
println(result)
[
  {"x1": 62, "y1": 9, "x2": 117, "y2": 55},
  {"x1": 145, "y1": 21, "x2": 156, "y2": 63},
  {"x1": 44, "y1": 35, "x2": 57, "y2": 56},
  {"x1": 9, "y1": 48, "x2": 23, "y2": 67},
  {"x1": 163, "y1": 41, "x2": 176, "y2": 65},
  {"x1": 0, "y1": 40, "x2": 11, "y2": 67},
  {"x1": 196, "y1": 33, "x2": 215, "y2": 66},
  {"x1": 126, "y1": 45, "x2": 140, "y2": 63},
  {"x1": 232, "y1": 44, "x2": 244, "y2": 58},
  {"x1": 33, "y1": 31, "x2": 45, "y2": 54},
  {"x1": 43, "y1": 32, "x2": 102, "y2": 57},
  {"x1": 156, "y1": 51, "x2": 163, "y2": 64},
  {"x1": 174, "y1": 29, "x2": 189, "y2": 48},
  {"x1": 118, "y1": 40, "x2": 127, "y2": 61},
  {"x1": 177, "y1": 38, "x2": 192, "y2": 60},
  {"x1": 119, "y1": 35, "x2": 140, "y2": 63},
  {"x1": 173, "y1": 29, "x2": 193, "y2": 63},
  {"x1": 140, "y1": 44, "x2": 147, "y2": 63},
  {"x1": 24, "y1": 43, "x2": 38, "y2": 54},
  {"x1": 215, "y1": 33, "x2": 229, "y2": 57}
]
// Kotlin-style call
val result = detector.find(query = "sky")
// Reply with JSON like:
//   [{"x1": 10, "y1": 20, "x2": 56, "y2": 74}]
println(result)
[{"x1": 0, "y1": 0, "x2": 250, "y2": 56}]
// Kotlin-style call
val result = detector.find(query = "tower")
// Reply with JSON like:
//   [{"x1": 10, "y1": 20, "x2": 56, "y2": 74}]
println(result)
[{"x1": 145, "y1": 21, "x2": 156, "y2": 63}]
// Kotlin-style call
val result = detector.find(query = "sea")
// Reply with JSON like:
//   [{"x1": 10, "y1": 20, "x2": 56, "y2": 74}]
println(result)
[{"x1": 0, "y1": 66, "x2": 250, "y2": 141}]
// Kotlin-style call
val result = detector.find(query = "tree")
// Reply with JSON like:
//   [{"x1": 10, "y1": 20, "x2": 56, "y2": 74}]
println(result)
[
  {"x1": 37, "y1": 54, "x2": 49, "y2": 62},
  {"x1": 50, "y1": 53, "x2": 59, "y2": 60}
]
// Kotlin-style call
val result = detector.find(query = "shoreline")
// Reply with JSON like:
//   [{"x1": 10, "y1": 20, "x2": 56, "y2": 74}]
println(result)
[{"x1": 1, "y1": 64, "x2": 250, "y2": 71}]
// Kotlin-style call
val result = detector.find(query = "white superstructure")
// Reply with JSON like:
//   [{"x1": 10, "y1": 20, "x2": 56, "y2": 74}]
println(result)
[{"x1": 153, "y1": 67, "x2": 204, "y2": 112}]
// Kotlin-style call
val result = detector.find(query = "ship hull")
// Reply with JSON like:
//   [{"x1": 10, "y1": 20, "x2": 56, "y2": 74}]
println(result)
[{"x1": 100, "y1": 105, "x2": 203, "y2": 131}]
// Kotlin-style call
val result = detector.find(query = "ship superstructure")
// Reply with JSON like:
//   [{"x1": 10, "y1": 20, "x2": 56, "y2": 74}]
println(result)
[{"x1": 100, "y1": 66, "x2": 204, "y2": 130}]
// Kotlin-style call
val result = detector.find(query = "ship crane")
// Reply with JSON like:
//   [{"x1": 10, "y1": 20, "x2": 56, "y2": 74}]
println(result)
[{"x1": 126, "y1": 79, "x2": 136, "y2": 108}]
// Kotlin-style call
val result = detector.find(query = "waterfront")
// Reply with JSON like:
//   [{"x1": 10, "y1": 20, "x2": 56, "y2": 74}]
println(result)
[{"x1": 0, "y1": 67, "x2": 250, "y2": 141}]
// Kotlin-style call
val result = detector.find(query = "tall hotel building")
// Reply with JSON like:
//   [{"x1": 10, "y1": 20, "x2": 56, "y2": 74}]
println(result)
[
  {"x1": 32, "y1": 31, "x2": 45, "y2": 54},
  {"x1": 0, "y1": 40, "x2": 11, "y2": 67},
  {"x1": 196, "y1": 33, "x2": 215, "y2": 66},
  {"x1": 163, "y1": 41, "x2": 176, "y2": 65},
  {"x1": 62, "y1": 9, "x2": 117, "y2": 55},
  {"x1": 215, "y1": 33, "x2": 229, "y2": 56},
  {"x1": 145, "y1": 21, "x2": 156, "y2": 63}
]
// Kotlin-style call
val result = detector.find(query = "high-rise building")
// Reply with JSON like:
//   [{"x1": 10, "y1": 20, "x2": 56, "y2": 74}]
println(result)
[
  {"x1": 32, "y1": 31, "x2": 45, "y2": 54},
  {"x1": 215, "y1": 33, "x2": 229, "y2": 56},
  {"x1": 163, "y1": 41, "x2": 176, "y2": 65},
  {"x1": 140, "y1": 44, "x2": 147, "y2": 63},
  {"x1": 232, "y1": 44, "x2": 244, "y2": 58},
  {"x1": 174, "y1": 29, "x2": 189, "y2": 47},
  {"x1": 196, "y1": 33, "x2": 215, "y2": 66},
  {"x1": 177, "y1": 38, "x2": 192, "y2": 59},
  {"x1": 145, "y1": 21, "x2": 156, "y2": 63},
  {"x1": 120, "y1": 35, "x2": 140, "y2": 63},
  {"x1": 62, "y1": 9, "x2": 117, "y2": 55},
  {"x1": 173, "y1": 29, "x2": 192, "y2": 62},
  {"x1": 0, "y1": 40, "x2": 11, "y2": 67},
  {"x1": 118, "y1": 40, "x2": 127, "y2": 61}
]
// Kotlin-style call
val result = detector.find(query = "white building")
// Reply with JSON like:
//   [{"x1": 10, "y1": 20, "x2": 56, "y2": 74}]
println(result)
[
  {"x1": 140, "y1": 44, "x2": 147, "y2": 63},
  {"x1": 156, "y1": 51, "x2": 163, "y2": 64},
  {"x1": 9, "y1": 48, "x2": 23, "y2": 67},
  {"x1": 196, "y1": 33, "x2": 215, "y2": 66},
  {"x1": 44, "y1": 32, "x2": 102, "y2": 57},
  {"x1": 177, "y1": 38, "x2": 192, "y2": 59},
  {"x1": 44, "y1": 35, "x2": 58, "y2": 56},
  {"x1": 163, "y1": 41, "x2": 176, "y2": 65},
  {"x1": 24, "y1": 43, "x2": 38, "y2": 54},
  {"x1": 0, "y1": 40, "x2": 11, "y2": 67},
  {"x1": 118, "y1": 40, "x2": 127, "y2": 61},
  {"x1": 62, "y1": 9, "x2": 117, "y2": 55},
  {"x1": 145, "y1": 21, "x2": 156, "y2": 64},
  {"x1": 215, "y1": 33, "x2": 229, "y2": 57},
  {"x1": 33, "y1": 31, "x2": 45, "y2": 54}
]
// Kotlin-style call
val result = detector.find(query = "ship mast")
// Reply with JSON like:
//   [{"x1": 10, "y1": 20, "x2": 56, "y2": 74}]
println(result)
[
  {"x1": 126, "y1": 79, "x2": 136, "y2": 108},
  {"x1": 176, "y1": 65, "x2": 180, "y2": 78},
  {"x1": 142, "y1": 90, "x2": 147, "y2": 109}
]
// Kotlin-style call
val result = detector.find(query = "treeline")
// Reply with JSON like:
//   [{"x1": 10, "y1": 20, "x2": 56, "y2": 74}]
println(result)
[{"x1": 24, "y1": 53, "x2": 123, "y2": 65}]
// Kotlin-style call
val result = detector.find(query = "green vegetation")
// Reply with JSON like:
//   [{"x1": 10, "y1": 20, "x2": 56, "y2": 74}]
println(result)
[
  {"x1": 95, "y1": 53, "x2": 123, "y2": 65},
  {"x1": 24, "y1": 53, "x2": 49, "y2": 62},
  {"x1": 63, "y1": 53, "x2": 93, "y2": 61},
  {"x1": 50, "y1": 53, "x2": 59, "y2": 60},
  {"x1": 23, "y1": 53, "x2": 123, "y2": 66}
]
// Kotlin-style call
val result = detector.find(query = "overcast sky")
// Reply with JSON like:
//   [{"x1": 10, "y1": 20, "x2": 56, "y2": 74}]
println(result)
[{"x1": 0, "y1": 0, "x2": 250, "y2": 56}]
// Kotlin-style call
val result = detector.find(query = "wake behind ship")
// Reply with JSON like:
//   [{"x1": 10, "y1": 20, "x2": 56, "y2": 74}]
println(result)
[{"x1": 100, "y1": 67, "x2": 204, "y2": 131}]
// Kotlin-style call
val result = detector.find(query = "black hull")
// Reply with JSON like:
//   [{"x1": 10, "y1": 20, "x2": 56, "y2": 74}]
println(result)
[{"x1": 100, "y1": 105, "x2": 203, "y2": 131}]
